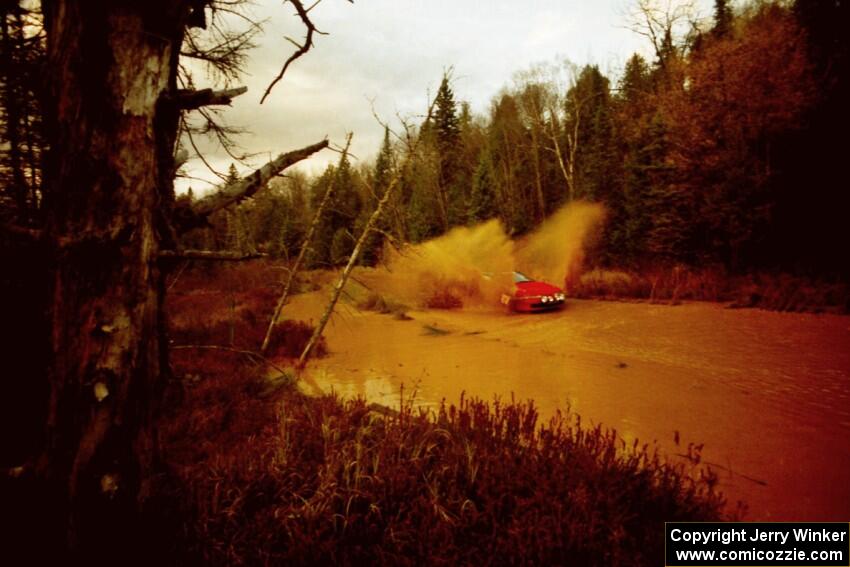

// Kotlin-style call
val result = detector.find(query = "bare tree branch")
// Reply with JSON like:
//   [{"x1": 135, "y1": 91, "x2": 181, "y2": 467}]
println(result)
[
  {"x1": 175, "y1": 86, "x2": 248, "y2": 110},
  {"x1": 299, "y1": 96, "x2": 437, "y2": 366},
  {"x1": 159, "y1": 249, "x2": 267, "y2": 261},
  {"x1": 261, "y1": 133, "x2": 353, "y2": 354},
  {"x1": 260, "y1": 0, "x2": 352, "y2": 104},
  {"x1": 196, "y1": 106, "x2": 255, "y2": 163},
  {"x1": 182, "y1": 10, "x2": 264, "y2": 82},
  {"x1": 185, "y1": 126, "x2": 229, "y2": 181},
  {"x1": 189, "y1": 139, "x2": 329, "y2": 218}
]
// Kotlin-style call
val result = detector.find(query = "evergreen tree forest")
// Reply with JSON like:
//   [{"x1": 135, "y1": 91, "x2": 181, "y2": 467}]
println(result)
[
  {"x1": 168, "y1": 0, "x2": 847, "y2": 278},
  {"x1": 2, "y1": 0, "x2": 848, "y2": 278}
]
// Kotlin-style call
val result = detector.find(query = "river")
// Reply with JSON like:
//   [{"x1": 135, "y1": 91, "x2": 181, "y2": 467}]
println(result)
[{"x1": 283, "y1": 287, "x2": 850, "y2": 521}]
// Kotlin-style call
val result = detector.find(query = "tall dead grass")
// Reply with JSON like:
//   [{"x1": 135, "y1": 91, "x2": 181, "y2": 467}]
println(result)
[
  {"x1": 160, "y1": 371, "x2": 730, "y2": 565},
  {"x1": 574, "y1": 265, "x2": 850, "y2": 313},
  {"x1": 167, "y1": 260, "x2": 326, "y2": 359}
]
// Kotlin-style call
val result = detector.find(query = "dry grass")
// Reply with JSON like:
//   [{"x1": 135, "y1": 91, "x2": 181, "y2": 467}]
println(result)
[
  {"x1": 167, "y1": 261, "x2": 326, "y2": 359},
  {"x1": 574, "y1": 265, "x2": 849, "y2": 313},
  {"x1": 160, "y1": 368, "x2": 730, "y2": 566}
]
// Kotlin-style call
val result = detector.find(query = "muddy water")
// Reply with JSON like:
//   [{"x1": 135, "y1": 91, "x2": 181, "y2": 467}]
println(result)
[{"x1": 283, "y1": 289, "x2": 850, "y2": 521}]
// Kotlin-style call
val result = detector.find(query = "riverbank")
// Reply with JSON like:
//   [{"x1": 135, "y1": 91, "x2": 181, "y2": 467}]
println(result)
[
  {"x1": 163, "y1": 261, "x2": 850, "y2": 525},
  {"x1": 155, "y1": 262, "x2": 733, "y2": 564},
  {"x1": 572, "y1": 266, "x2": 850, "y2": 314},
  {"x1": 163, "y1": 350, "x2": 727, "y2": 565}
]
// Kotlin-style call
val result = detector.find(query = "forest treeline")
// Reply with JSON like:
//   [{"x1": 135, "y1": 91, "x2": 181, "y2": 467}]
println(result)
[
  {"x1": 179, "y1": 0, "x2": 847, "y2": 279},
  {"x1": 2, "y1": 0, "x2": 848, "y2": 277}
]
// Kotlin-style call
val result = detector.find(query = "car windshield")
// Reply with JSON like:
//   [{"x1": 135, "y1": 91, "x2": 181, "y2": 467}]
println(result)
[{"x1": 513, "y1": 271, "x2": 533, "y2": 283}]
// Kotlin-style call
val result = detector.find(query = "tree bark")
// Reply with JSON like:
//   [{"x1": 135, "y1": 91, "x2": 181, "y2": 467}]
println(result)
[{"x1": 40, "y1": 0, "x2": 192, "y2": 556}]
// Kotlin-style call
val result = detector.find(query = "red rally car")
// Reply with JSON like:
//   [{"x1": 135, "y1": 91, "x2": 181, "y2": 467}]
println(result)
[{"x1": 500, "y1": 271, "x2": 566, "y2": 313}]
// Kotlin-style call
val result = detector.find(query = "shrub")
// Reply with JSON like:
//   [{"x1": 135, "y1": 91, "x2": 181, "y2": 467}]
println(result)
[
  {"x1": 162, "y1": 376, "x2": 730, "y2": 566},
  {"x1": 574, "y1": 264, "x2": 849, "y2": 313},
  {"x1": 167, "y1": 261, "x2": 326, "y2": 358},
  {"x1": 577, "y1": 269, "x2": 641, "y2": 297}
]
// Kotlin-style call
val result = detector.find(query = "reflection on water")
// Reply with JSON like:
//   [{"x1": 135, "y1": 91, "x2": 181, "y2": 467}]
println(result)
[{"x1": 312, "y1": 368, "x2": 408, "y2": 408}]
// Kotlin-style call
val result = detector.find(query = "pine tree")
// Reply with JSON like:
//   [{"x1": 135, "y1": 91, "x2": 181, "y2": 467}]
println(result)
[
  {"x1": 432, "y1": 73, "x2": 461, "y2": 228},
  {"x1": 609, "y1": 54, "x2": 655, "y2": 261},
  {"x1": 564, "y1": 65, "x2": 616, "y2": 203},
  {"x1": 404, "y1": 148, "x2": 443, "y2": 242},
  {"x1": 374, "y1": 126, "x2": 394, "y2": 197},
  {"x1": 619, "y1": 54, "x2": 651, "y2": 110},
  {"x1": 221, "y1": 163, "x2": 252, "y2": 253},
  {"x1": 310, "y1": 155, "x2": 362, "y2": 266},
  {"x1": 487, "y1": 92, "x2": 529, "y2": 234},
  {"x1": 623, "y1": 113, "x2": 672, "y2": 262},
  {"x1": 225, "y1": 162, "x2": 240, "y2": 185},
  {"x1": 358, "y1": 127, "x2": 395, "y2": 265},
  {"x1": 308, "y1": 166, "x2": 337, "y2": 266},
  {"x1": 468, "y1": 149, "x2": 498, "y2": 223},
  {"x1": 713, "y1": 0, "x2": 732, "y2": 37}
]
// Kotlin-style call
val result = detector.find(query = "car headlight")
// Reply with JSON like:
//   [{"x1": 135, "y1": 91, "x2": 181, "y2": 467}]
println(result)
[
  {"x1": 556, "y1": 293, "x2": 565, "y2": 301},
  {"x1": 541, "y1": 296, "x2": 549, "y2": 303}
]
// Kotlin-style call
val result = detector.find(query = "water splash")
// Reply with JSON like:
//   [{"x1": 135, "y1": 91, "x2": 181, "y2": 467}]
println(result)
[{"x1": 383, "y1": 202, "x2": 606, "y2": 308}]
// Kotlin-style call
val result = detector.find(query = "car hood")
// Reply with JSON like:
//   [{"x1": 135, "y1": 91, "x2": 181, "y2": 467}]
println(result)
[{"x1": 515, "y1": 280, "x2": 563, "y2": 297}]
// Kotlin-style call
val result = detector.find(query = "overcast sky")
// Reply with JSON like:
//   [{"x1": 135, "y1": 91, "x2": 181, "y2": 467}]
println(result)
[{"x1": 178, "y1": 0, "x2": 710, "y2": 195}]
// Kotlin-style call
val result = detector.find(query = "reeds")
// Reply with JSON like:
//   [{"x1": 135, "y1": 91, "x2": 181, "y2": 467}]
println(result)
[{"x1": 161, "y1": 375, "x2": 729, "y2": 566}]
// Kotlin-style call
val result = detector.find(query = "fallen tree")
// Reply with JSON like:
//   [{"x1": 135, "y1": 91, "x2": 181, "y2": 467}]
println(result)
[
  {"x1": 262, "y1": 134, "x2": 353, "y2": 355},
  {"x1": 299, "y1": 102, "x2": 436, "y2": 366}
]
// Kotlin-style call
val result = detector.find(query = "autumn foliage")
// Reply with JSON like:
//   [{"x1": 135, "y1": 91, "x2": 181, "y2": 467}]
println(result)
[{"x1": 656, "y1": 4, "x2": 816, "y2": 267}]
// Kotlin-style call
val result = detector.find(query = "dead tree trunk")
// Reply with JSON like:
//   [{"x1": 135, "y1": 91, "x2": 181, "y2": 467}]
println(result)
[
  {"x1": 545, "y1": 102, "x2": 572, "y2": 201},
  {"x1": 298, "y1": 176, "x2": 398, "y2": 366},
  {"x1": 38, "y1": 0, "x2": 196, "y2": 556},
  {"x1": 299, "y1": 103, "x2": 437, "y2": 366},
  {"x1": 529, "y1": 124, "x2": 546, "y2": 221},
  {"x1": 172, "y1": 139, "x2": 329, "y2": 235},
  {"x1": 261, "y1": 134, "x2": 352, "y2": 354},
  {"x1": 28, "y1": 0, "x2": 331, "y2": 560},
  {"x1": 565, "y1": 103, "x2": 580, "y2": 202}
]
